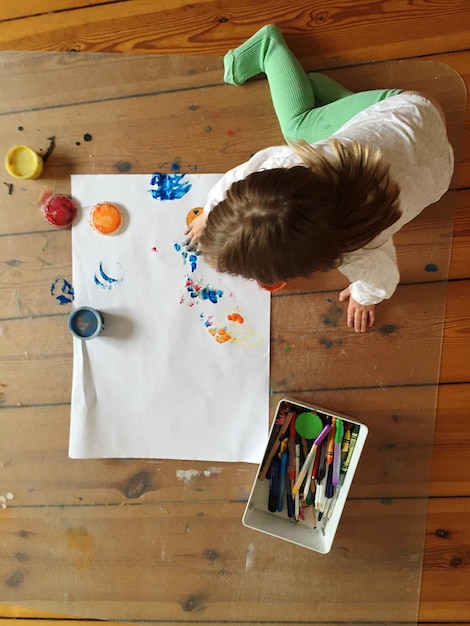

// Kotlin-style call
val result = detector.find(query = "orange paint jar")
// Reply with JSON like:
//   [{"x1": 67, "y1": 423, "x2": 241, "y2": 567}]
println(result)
[{"x1": 90, "y1": 202, "x2": 123, "y2": 235}]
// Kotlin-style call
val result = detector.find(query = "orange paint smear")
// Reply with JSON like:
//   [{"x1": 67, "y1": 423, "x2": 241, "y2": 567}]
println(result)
[{"x1": 227, "y1": 313, "x2": 244, "y2": 324}]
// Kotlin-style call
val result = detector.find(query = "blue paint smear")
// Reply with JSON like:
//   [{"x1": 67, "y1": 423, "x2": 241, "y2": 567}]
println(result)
[
  {"x1": 99, "y1": 262, "x2": 120, "y2": 284},
  {"x1": 50, "y1": 278, "x2": 74, "y2": 305},
  {"x1": 93, "y1": 261, "x2": 123, "y2": 290},
  {"x1": 199, "y1": 286, "x2": 224, "y2": 304},
  {"x1": 185, "y1": 279, "x2": 223, "y2": 303},
  {"x1": 425, "y1": 263, "x2": 438, "y2": 272},
  {"x1": 174, "y1": 241, "x2": 198, "y2": 273},
  {"x1": 94, "y1": 275, "x2": 112, "y2": 290},
  {"x1": 149, "y1": 172, "x2": 192, "y2": 201}
]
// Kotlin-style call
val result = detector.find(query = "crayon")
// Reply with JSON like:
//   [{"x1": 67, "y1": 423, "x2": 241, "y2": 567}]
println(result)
[
  {"x1": 326, "y1": 417, "x2": 336, "y2": 465},
  {"x1": 341, "y1": 424, "x2": 360, "y2": 473},
  {"x1": 341, "y1": 428, "x2": 351, "y2": 462}
]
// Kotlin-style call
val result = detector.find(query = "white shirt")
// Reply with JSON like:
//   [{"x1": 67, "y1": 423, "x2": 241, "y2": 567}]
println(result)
[{"x1": 204, "y1": 94, "x2": 454, "y2": 305}]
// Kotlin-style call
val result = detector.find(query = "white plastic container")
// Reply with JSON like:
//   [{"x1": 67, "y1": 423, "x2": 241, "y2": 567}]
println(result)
[{"x1": 243, "y1": 397, "x2": 368, "y2": 554}]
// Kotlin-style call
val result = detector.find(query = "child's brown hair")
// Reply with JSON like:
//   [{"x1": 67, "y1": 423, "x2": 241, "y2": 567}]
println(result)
[{"x1": 200, "y1": 139, "x2": 402, "y2": 285}]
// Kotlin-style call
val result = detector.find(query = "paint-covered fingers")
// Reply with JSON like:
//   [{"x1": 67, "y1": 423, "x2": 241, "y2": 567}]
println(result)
[{"x1": 184, "y1": 211, "x2": 208, "y2": 251}]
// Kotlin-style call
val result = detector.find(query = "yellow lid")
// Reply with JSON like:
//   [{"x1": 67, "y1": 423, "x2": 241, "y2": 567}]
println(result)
[{"x1": 5, "y1": 145, "x2": 44, "y2": 179}]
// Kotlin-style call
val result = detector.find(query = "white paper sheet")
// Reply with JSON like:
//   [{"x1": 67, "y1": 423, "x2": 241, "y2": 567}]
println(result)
[{"x1": 69, "y1": 173, "x2": 270, "y2": 463}]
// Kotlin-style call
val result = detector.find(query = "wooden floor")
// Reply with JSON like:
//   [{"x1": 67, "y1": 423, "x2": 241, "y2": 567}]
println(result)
[{"x1": 0, "y1": 1, "x2": 469, "y2": 625}]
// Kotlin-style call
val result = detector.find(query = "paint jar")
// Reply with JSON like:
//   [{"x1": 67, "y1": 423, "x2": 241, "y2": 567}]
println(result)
[
  {"x1": 68, "y1": 307, "x2": 104, "y2": 340},
  {"x1": 257, "y1": 280, "x2": 287, "y2": 293},
  {"x1": 5, "y1": 145, "x2": 44, "y2": 179},
  {"x1": 90, "y1": 202, "x2": 123, "y2": 235},
  {"x1": 186, "y1": 207, "x2": 204, "y2": 227},
  {"x1": 41, "y1": 194, "x2": 77, "y2": 228}
]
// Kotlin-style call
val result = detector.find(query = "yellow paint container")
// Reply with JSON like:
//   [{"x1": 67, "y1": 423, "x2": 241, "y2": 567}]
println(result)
[{"x1": 5, "y1": 145, "x2": 44, "y2": 179}]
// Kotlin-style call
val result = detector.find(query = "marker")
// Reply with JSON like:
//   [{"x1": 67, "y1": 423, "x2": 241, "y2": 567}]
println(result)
[
  {"x1": 277, "y1": 447, "x2": 288, "y2": 513},
  {"x1": 301, "y1": 491, "x2": 317, "y2": 529},
  {"x1": 325, "y1": 480, "x2": 342, "y2": 521},
  {"x1": 312, "y1": 438, "x2": 324, "y2": 481},
  {"x1": 268, "y1": 456, "x2": 280, "y2": 513},
  {"x1": 302, "y1": 450, "x2": 316, "y2": 501},
  {"x1": 318, "y1": 464, "x2": 334, "y2": 521},
  {"x1": 333, "y1": 418, "x2": 343, "y2": 486},
  {"x1": 288, "y1": 414, "x2": 296, "y2": 482},
  {"x1": 291, "y1": 424, "x2": 331, "y2": 495},
  {"x1": 325, "y1": 463, "x2": 334, "y2": 499},
  {"x1": 294, "y1": 443, "x2": 300, "y2": 521},
  {"x1": 315, "y1": 473, "x2": 326, "y2": 512},
  {"x1": 285, "y1": 473, "x2": 294, "y2": 519}
]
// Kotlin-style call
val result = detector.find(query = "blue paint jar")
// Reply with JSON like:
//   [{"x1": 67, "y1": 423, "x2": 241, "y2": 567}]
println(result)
[{"x1": 68, "y1": 306, "x2": 104, "y2": 340}]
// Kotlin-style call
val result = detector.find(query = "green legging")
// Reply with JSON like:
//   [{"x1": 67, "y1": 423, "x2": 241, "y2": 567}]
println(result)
[{"x1": 223, "y1": 24, "x2": 402, "y2": 143}]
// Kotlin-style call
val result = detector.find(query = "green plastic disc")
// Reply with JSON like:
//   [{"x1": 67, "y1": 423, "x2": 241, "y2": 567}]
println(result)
[{"x1": 295, "y1": 412, "x2": 323, "y2": 439}]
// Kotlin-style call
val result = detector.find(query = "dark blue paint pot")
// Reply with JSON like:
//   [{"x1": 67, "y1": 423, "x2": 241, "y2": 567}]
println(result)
[{"x1": 68, "y1": 306, "x2": 104, "y2": 340}]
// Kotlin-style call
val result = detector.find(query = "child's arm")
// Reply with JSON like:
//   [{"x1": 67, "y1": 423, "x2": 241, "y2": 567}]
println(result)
[
  {"x1": 339, "y1": 287, "x2": 375, "y2": 333},
  {"x1": 338, "y1": 238, "x2": 400, "y2": 331}
]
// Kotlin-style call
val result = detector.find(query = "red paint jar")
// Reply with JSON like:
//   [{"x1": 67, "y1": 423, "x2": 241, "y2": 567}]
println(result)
[{"x1": 41, "y1": 194, "x2": 77, "y2": 228}]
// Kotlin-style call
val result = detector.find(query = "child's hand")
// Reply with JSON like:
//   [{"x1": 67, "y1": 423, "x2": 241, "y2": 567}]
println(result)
[
  {"x1": 185, "y1": 212, "x2": 208, "y2": 250},
  {"x1": 339, "y1": 286, "x2": 375, "y2": 333}
]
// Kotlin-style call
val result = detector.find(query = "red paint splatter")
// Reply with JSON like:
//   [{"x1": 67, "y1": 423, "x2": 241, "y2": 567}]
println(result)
[
  {"x1": 151, "y1": 246, "x2": 158, "y2": 252},
  {"x1": 226, "y1": 129, "x2": 235, "y2": 136}
]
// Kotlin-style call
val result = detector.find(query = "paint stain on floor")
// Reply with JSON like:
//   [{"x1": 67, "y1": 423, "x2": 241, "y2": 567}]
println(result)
[
  {"x1": 321, "y1": 303, "x2": 343, "y2": 327},
  {"x1": 65, "y1": 527, "x2": 95, "y2": 569}
]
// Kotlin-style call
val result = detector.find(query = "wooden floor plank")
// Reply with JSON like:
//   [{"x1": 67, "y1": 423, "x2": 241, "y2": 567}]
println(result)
[
  {"x1": 440, "y1": 280, "x2": 470, "y2": 383},
  {"x1": 431, "y1": 384, "x2": 470, "y2": 497},
  {"x1": 0, "y1": 1, "x2": 469, "y2": 624},
  {"x1": 0, "y1": 500, "x2": 439, "y2": 623},
  {"x1": 419, "y1": 497, "x2": 470, "y2": 622},
  {"x1": 0, "y1": 0, "x2": 469, "y2": 62}
]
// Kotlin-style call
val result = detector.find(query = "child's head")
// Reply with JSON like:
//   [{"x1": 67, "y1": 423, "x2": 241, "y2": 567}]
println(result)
[{"x1": 200, "y1": 140, "x2": 401, "y2": 285}]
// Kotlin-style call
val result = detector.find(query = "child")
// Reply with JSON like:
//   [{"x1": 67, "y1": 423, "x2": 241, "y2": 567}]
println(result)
[{"x1": 187, "y1": 25, "x2": 454, "y2": 332}]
